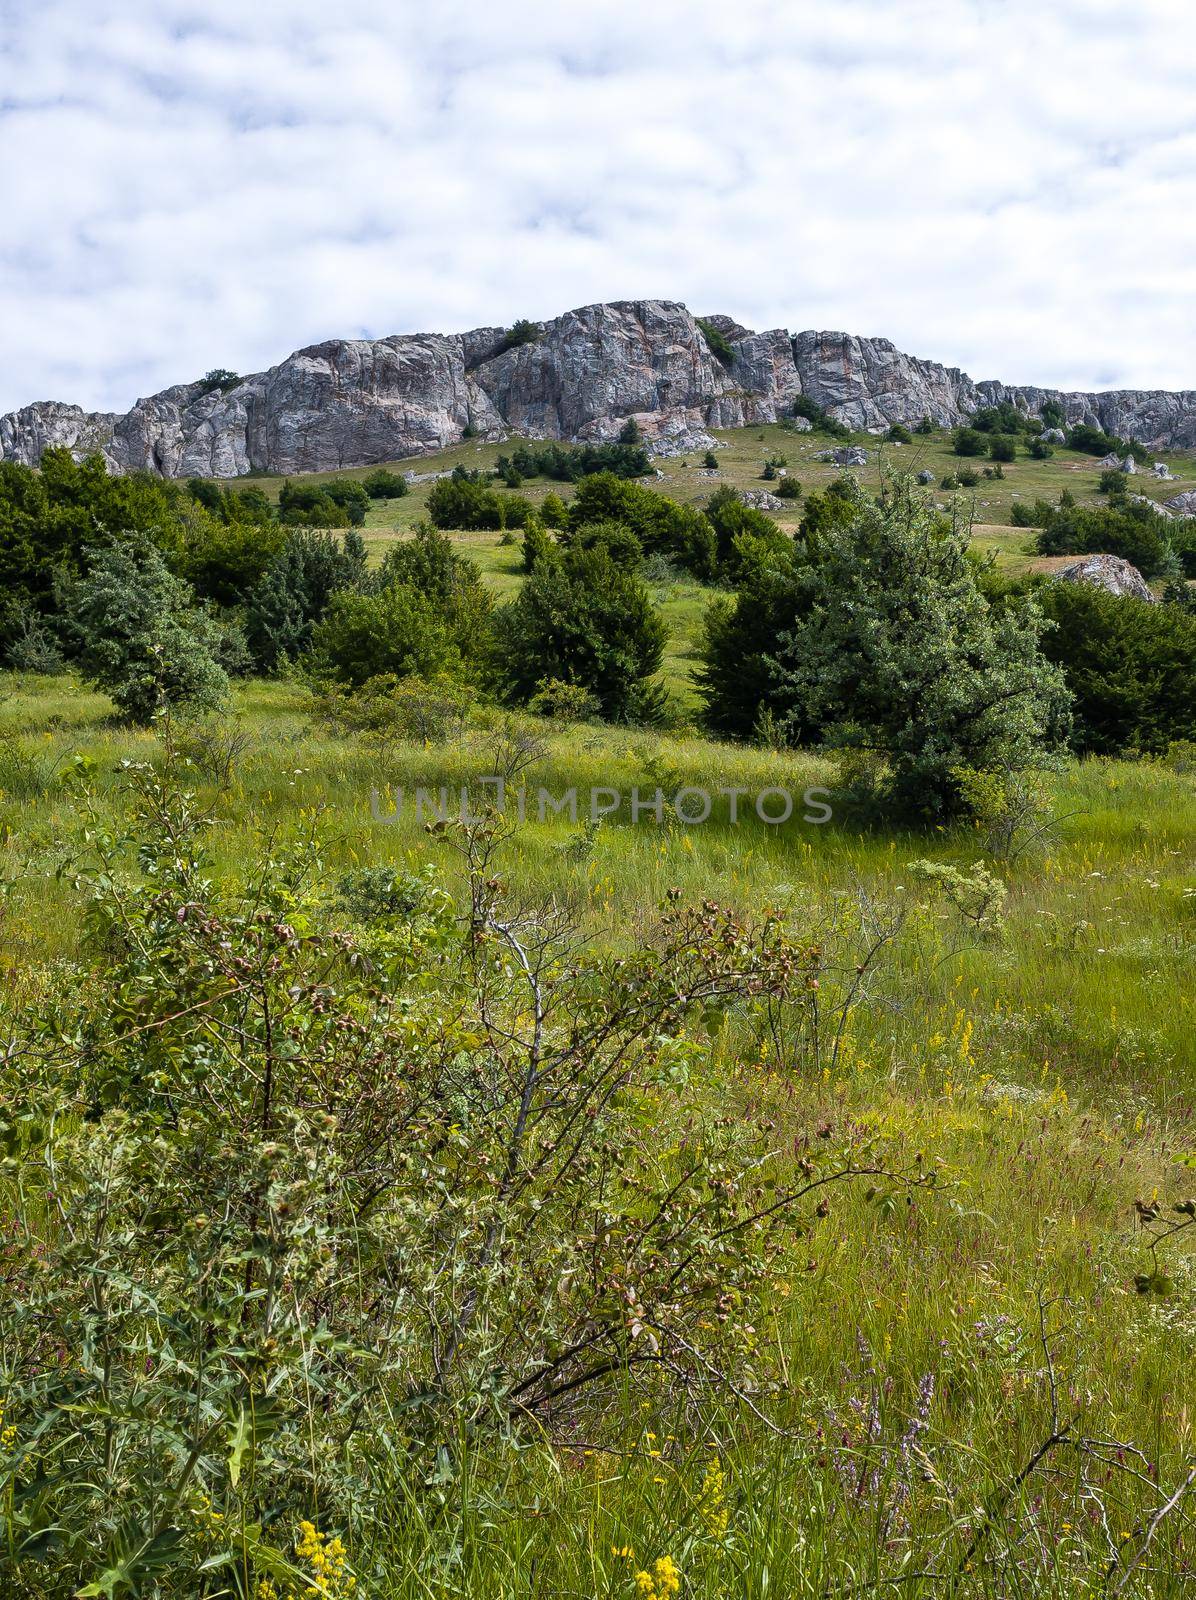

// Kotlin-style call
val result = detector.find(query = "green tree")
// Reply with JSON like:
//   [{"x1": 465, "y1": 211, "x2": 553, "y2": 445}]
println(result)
[
  {"x1": 362, "y1": 467, "x2": 409, "y2": 499},
  {"x1": 988, "y1": 435, "x2": 1017, "y2": 463},
  {"x1": 495, "y1": 543, "x2": 666, "y2": 720},
  {"x1": 953, "y1": 427, "x2": 988, "y2": 457},
  {"x1": 310, "y1": 584, "x2": 458, "y2": 687},
  {"x1": 567, "y1": 472, "x2": 717, "y2": 578},
  {"x1": 1033, "y1": 579, "x2": 1196, "y2": 754},
  {"x1": 67, "y1": 537, "x2": 228, "y2": 723},
  {"x1": 244, "y1": 529, "x2": 366, "y2": 670},
  {"x1": 744, "y1": 477, "x2": 1069, "y2": 816}
]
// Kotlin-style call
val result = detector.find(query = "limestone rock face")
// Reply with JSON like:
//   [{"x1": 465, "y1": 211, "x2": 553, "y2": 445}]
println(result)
[
  {"x1": 792, "y1": 331, "x2": 971, "y2": 430},
  {"x1": 0, "y1": 401, "x2": 120, "y2": 470},
  {"x1": 471, "y1": 301, "x2": 734, "y2": 442},
  {"x1": 6, "y1": 298, "x2": 1196, "y2": 477},
  {"x1": 1056, "y1": 553, "x2": 1156, "y2": 602}
]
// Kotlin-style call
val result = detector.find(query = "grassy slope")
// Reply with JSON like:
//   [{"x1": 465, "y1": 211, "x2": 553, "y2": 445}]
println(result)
[
  {"x1": 2, "y1": 671, "x2": 1195, "y2": 1591},
  {"x1": 4, "y1": 438, "x2": 1196, "y2": 1590},
  {"x1": 228, "y1": 421, "x2": 1196, "y2": 568}
]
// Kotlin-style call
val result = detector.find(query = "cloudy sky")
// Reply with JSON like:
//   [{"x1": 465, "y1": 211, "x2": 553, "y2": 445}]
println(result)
[{"x1": 2, "y1": 0, "x2": 1195, "y2": 416}]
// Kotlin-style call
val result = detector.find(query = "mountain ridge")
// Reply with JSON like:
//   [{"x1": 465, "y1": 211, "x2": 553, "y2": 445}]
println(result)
[{"x1": 4, "y1": 298, "x2": 1195, "y2": 478}]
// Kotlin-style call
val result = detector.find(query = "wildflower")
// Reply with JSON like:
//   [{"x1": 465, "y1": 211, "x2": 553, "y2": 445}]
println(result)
[
  {"x1": 696, "y1": 1454, "x2": 729, "y2": 1540},
  {"x1": 294, "y1": 1520, "x2": 356, "y2": 1597},
  {"x1": 634, "y1": 1554, "x2": 681, "y2": 1599}
]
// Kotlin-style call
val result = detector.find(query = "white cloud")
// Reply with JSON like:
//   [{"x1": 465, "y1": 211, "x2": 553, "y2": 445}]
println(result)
[{"x1": 2, "y1": 0, "x2": 1195, "y2": 414}]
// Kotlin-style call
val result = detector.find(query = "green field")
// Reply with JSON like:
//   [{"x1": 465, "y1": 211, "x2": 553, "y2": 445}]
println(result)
[
  {"x1": 228, "y1": 421, "x2": 1196, "y2": 563},
  {"x1": 3, "y1": 432, "x2": 1196, "y2": 1597},
  {"x1": 2, "y1": 657, "x2": 1195, "y2": 1595}
]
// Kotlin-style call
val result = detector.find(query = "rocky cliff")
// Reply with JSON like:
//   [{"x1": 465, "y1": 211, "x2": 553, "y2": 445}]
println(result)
[{"x1": 4, "y1": 299, "x2": 1195, "y2": 477}]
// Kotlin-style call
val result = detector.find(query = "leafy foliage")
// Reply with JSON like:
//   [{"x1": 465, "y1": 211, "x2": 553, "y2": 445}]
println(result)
[
  {"x1": 1034, "y1": 496, "x2": 1184, "y2": 578},
  {"x1": 566, "y1": 472, "x2": 717, "y2": 579},
  {"x1": 244, "y1": 529, "x2": 367, "y2": 670},
  {"x1": 66, "y1": 537, "x2": 229, "y2": 723},
  {"x1": 495, "y1": 540, "x2": 667, "y2": 719},
  {"x1": 494, "y1": 439, "x2": 649, "y2": 483},
  {"x1": 0, "y1": 760, "x2": 923, "y2": 1596},
  {"x1": 427, "y1": 473, "x2": 536, "y2": 531},
  {"x1": 1032, "y1": 578, "x2": 1196, "y2": 754},
  {"x1": 696, "y1": 318, "x2": 735, "y2": 366}
]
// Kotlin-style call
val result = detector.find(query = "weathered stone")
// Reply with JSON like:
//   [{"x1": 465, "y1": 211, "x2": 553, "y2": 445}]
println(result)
[
  {"x1": 1040, "y1": 427, "x2": 1067, "y2": 444},
  {"x1": 1056, "y1": 554, "x2": 1155, "y2": 602},
  {"x1": 737, "y1": 488, "x2": 788, "y2": 511},
  {"x1": 1164, "y1": 490, "x2": 1196, "y2": 517},
  {"x1": 6, "y1": 297, "x2": 1196, "y2": 477},
  {"x1": 917, "y1": 468, "x2": 936, "y2": 484}
]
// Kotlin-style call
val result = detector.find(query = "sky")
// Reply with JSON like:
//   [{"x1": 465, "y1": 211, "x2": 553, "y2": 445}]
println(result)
[{"x1": 2, "y1": 0, "x2": 1195, "y2": 416}]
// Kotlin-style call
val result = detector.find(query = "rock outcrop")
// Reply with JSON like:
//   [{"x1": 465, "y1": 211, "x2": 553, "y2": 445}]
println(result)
[
  {"x1": 4, "y1": 297, "x2": 1196, "y2": 478},
  {"x1": 1056, "y1": 554, "x2": 1156, "y2": 602}
]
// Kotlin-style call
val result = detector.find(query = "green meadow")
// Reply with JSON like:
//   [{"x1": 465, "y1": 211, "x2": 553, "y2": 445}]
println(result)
[{"x1": 2, "y1": 429, "x2": 1195, "y2": 1597}]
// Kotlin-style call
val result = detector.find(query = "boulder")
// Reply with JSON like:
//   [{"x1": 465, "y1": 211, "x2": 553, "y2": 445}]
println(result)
[
  {"x1": 790, "y1": 415, "x2": 813, "y2": 432},
  {"x1": 917, "y1": 468, "x2": 936, "y2": 484},
  {"x1": 834, "y1": 446, "x2": 867, "y2": 467},
  {"x1": 738, "y1": 488, "x2": 788, "y2": 511},
  {"x1": 1056, "y1": 554, "x2": 1155, "y2": 603},
  {"x1": 1164, "y1": 490, "x2": 1196, "y2": 517},
  {"x1": 1040, "y1": 427, "x2": 1067, "y2": 444}
]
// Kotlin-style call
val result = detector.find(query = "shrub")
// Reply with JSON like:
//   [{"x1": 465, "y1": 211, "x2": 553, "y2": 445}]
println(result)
[
  {"x1": 540, "y1": 491, "x2": 568, "y2": 528},
  {"x1": 1028, "y1": 437, "x2": 1054, "y2": 460},
  {"x1": 427, "y1": 475, "x2": 534, "y2": 531},
  {"x1": 566, "y1": 519, "x2": 644, "y2": 568},
  {"x1": 706, "y1": 474, "x2": 1070, "y2": 818},
  {"x1": 969, "y1": 403, "x2": 1033, "y2": 436},
  {"x1": 703, "y1": 450, "x2": 719, "y2": 469},
  {"x1": 618, "y1": 416, "x2": 644, "y2": 445},
  {"x1": 0, "y1": 449, "x2": 194, "y2": 627},
  {"x1": 202, "y1": 366, "x2": 240, "y2": 391},
  {"x1": 886, "y1": 423, "x2": 913, "y2": 444},
  {"x1": 988, "y1": 435, "x2": 1017, "y2": 462},
  {"x1": 1, "y1": 759, "x2": 891, "y2": 1595},
  {"x1": 314, "y1": 671, "x2": 471, "y2": 747},
  {"x1": 522, "y1": 520, "x2": 557, "y2": 572},
  {"x1": 907, "y1": 857, "x2": 1008, "y2": 938},
  {"x1": 915, "y1": 415, "x2": 935, "y2": 435},
  {"x1": 1034, "y1": 497, "x2": 1176, "y2": 577},
  {"x1": 1033, "y1": 579, "x2": 1196, "y2": 754},
  {"x1": 1099, "y1": 467, "x2": 1129, "y2": 496},
  {"x1": 526, "y1": 677, "x2": 602, "y2": 721},
  {"x1": 696, "y1": 318, "x2": 735, "y2": 366},
  {"x1": 776, "y1": 476, "x2": 802, "y2": 499},
  {"x1": 793, "y1": 395, "x2": 851, "y2": 439},
  {"x1": 957, "y1": 468, "x2": 980, "y2": 488},
  {"x1": 953, "y1": 428, "x2": 988, "y2": 457},
  {"x1": 1041, "y1": 399, "x2": 1065, "y2": 430},
  {"x1": 496, "y1": 440, "x2": 649, "y2": 482},
  {"x1": 489, "y1": 318, "x2": 541, "y2": 358},
  {"x1": 495, "y1": 541, "x2": 666, "y2": 720},
  {"x1": 244, "y1": 529, "x2": 367, "y2": 670},
  {"x1": 4, "y1": 609, "x2": 66, "y2": 673},
  {"x1": 67, "y1": 537, "x2": 229, "y2": 723},
  {"x1": 310, "y1": 584, "x2": 459, "y2": 686},
  {"x1": 567, "y1": 473, "x2": 717, "y2": 578},
  {"x1": 362, "y1": 467, "x2": 409, "y2": 499},
  {"x1": 277, "y1": 480, "x2": 365, "y2": 528},
  {"x1": 179, "y1": 516, "x2": 286, "y2": 606}
]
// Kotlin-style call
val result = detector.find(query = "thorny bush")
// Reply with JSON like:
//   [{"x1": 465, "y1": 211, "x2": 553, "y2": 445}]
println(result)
[{"x1": 0, "y1": 756, "x2": 928, "y2": 1597}]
